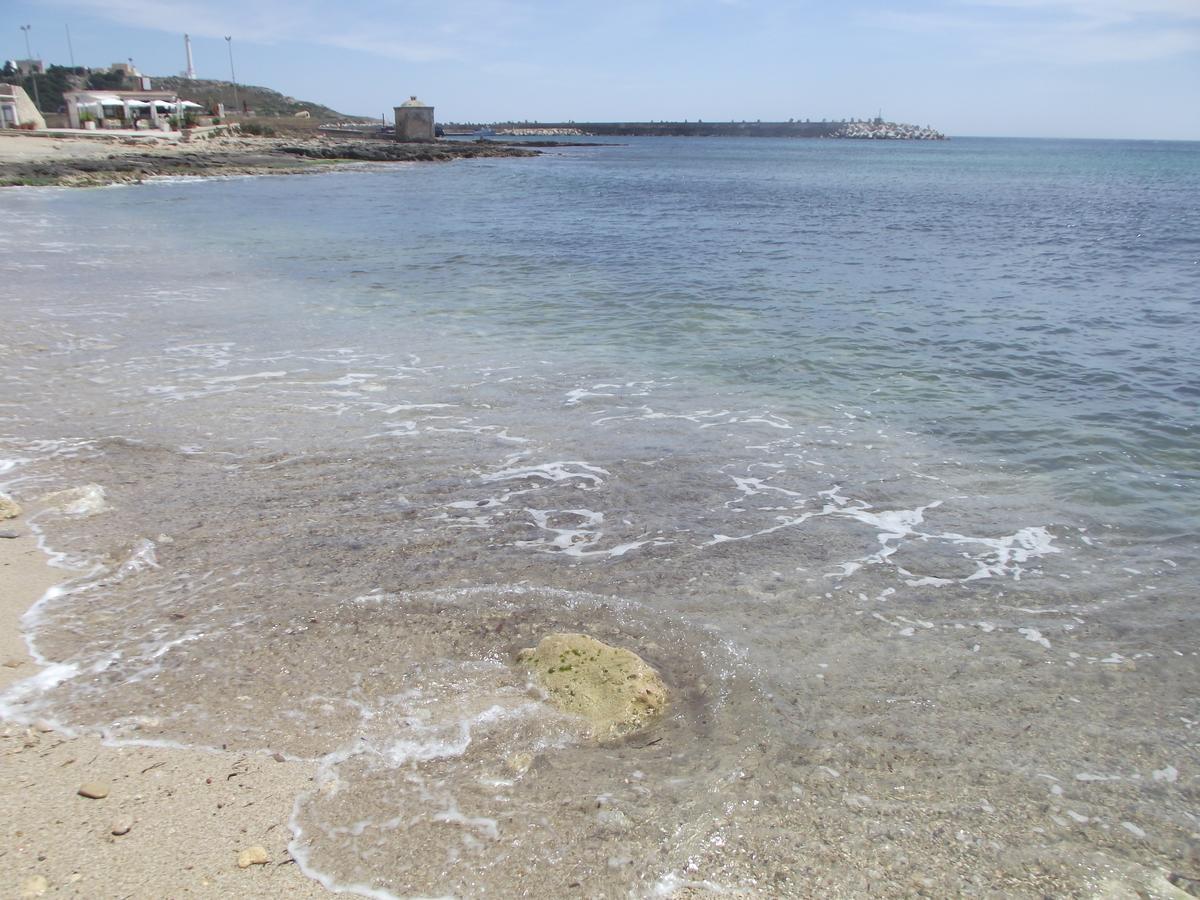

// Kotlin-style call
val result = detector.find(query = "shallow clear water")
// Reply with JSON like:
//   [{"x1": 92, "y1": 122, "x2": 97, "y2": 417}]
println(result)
[{"x1": 1, "y1": 137, "x2": 1198, "y2": 897}]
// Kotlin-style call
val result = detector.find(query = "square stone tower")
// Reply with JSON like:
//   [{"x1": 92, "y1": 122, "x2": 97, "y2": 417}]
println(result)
[{"x1": 394, "y1": 96, "x2": 435, "y2": 142}]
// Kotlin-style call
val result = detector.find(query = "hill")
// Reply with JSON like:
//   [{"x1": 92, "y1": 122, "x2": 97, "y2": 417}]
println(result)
[{"x1": 151, "y1": 77, "x2": 361, "y2": 120}]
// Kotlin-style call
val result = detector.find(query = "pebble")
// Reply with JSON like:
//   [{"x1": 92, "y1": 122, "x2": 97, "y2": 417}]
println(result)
[
  {"x1": 19, "y1": 875, "x2": 49, "y2": 898},
  {"x1": 111, "y1": 816, "x2": 133, "y2": 836},
  {"x1": 0, "y1": 529, "x2": 19, "y2": 539},
  {"x1": 78, "y1": 782, "x2": 110, "y2": 800},
  {"x1": 33, "y1": 720, "x2": 55, "y2": 733},
  {"x1": 272, "y1": 752, "x2": 286, "y2": 762},
  {"x1": 2, "y1": 658, "x2": 24, "y2": 669},
  {"x1": 237, "y1": 845, "x2": 270, "y2": 868},
  {"x1": 505, "y1": 752, "x2": 534, "y2": 775}
]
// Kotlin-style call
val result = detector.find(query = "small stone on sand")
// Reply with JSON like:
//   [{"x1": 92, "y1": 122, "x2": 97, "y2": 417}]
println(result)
[
  {"x1": 78, "y1": 782, "x2": 110, "y2": 799},
  {"x1": 237, "y1": 845, "x2": 270, "y2": 868},
  {"x1": 111, "y1": 817, "x2": 133, "y2": 836},
  {"x1": 19, "y1": 875, "x2": 49, "y2": 898},
  {"x1": 516, "y1": 633, "x2": 668, "y2": 741}
]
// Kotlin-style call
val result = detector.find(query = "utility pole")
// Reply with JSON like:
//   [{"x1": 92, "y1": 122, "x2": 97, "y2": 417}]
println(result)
[
  {"x1": 65, "y1": 24, "x2": 76, "y2": 68},
  {"x1": 225, "y1": 36, "x2": 240, "y2": 113},
  {"x1": 19, "y1": 25, "x2": 41, "y2": 111}
]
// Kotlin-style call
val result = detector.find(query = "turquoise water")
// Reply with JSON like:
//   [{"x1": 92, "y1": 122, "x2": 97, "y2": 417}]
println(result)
[{"x1": 1, "y1": 137, "x2": 1198, "y2": 897}]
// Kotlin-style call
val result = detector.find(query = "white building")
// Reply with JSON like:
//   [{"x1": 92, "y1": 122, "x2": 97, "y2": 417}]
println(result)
[
  {"x1": 64, "y1": 89, "x2": 203, "y2": 130},
  {"x1": 0, "y1": 84, "x2": 45, "y2": 130}
]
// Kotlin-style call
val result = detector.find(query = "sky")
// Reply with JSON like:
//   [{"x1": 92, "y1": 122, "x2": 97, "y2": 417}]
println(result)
[{"x1": 6, "y1": 0, "x2": 1199, "y2": 139}]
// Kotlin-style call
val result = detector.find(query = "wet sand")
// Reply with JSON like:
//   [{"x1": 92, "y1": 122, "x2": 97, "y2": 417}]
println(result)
[{"x1": 0, "y1": 522, "x2": 329, "y2": 899}]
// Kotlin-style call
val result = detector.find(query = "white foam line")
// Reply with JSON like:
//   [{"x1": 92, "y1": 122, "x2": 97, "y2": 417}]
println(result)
[
  {"x1": 382, "y1": 403, "x2": 455, "y2": 413},
  {"x1": 710, "y1": 476, "x2": 1058, "y2": 584},
  {"x1": 483, "y1": 461, "x2": 609, "y2": 486},
  {"x1": 647, "y1": 871, "x2": 729, "y2": 897}
]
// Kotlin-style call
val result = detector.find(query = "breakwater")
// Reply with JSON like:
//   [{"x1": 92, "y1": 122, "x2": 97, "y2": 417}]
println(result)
[{"x1": 449, "y1": 119, "x2": 945, "y2": 139}]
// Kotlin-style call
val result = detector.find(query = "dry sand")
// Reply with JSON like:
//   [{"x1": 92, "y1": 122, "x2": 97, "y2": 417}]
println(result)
[
  {"x1": 0, "y1": 132, "x2": 188, "y2": 164},
  {"x1": 0, "y1": 520, "x2": 330, "y2": 899}
]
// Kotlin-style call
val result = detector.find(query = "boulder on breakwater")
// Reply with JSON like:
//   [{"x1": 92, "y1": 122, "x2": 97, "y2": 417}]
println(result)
[{"x1": 516, "y1": 633, "x2": 668, "y2": 741}]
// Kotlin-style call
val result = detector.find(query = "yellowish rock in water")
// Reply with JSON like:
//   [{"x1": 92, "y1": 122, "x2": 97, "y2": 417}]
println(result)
[
  {"x1": 237, "y1": 845, "x2": 270, "y2": 868},
  {"x1": 517, "y1": 633, "x2": 668, "y2": 741},
  {"x1": 0, "y1": 492, "x2": 20, "y2": 519}
]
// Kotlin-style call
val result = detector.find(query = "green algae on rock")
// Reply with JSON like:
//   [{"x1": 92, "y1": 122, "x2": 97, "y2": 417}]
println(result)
[{"x1": 516, "y1": 633, "x2": 668, "y2": 741}]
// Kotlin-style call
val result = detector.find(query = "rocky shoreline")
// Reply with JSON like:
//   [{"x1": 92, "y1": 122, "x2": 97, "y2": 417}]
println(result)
[{"x1": 0, "y1": 137, "x2": 539, "y2": 188}]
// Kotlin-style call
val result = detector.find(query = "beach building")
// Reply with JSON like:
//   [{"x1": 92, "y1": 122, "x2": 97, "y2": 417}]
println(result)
[
  {"x1": 395, "y1": 96, "x2": 435, "y2": 141},
  {"x1": 63, "y1": 89, "x2": 202, "y2": 130},
  {"x1": 0, "y1": 84, "x2": 46, "y2": 130}
]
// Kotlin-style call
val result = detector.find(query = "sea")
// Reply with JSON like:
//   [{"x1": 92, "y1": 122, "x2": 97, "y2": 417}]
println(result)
[{"x1": 1, "y1": 136, "x2": 1197, "y2": 898}]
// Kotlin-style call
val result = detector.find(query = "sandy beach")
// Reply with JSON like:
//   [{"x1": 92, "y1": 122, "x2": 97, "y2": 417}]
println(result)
[{"x1": 0, "y1": 519, "x2": 329, "y2": 899}]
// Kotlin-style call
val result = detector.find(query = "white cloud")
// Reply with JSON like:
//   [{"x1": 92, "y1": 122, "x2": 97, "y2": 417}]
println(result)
[
  {"x1": 40, "y1": 0, "x2": 532, "y2": 62},
  {"x1": 868, "y1": 0, "x2": 1200, "y2": 64}
]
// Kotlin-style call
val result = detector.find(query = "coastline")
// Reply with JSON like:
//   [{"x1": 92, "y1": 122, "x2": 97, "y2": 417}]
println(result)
[
  {"x1": 0, "y1": 133, "x2": 538, "y2": 188},
  {"x1": 0, "y1": 520, "x2": 329, "y2": 898}
]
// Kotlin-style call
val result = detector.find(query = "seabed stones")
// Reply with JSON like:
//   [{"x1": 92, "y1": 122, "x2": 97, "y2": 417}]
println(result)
[{"x1": 516, "y1": 633, "x2": 668, "y2": 741}]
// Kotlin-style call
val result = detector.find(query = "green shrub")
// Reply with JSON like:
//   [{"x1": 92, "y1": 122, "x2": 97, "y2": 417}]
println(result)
[{"x1": 239, "y1": 121, "x2": 276, "y2": 137}]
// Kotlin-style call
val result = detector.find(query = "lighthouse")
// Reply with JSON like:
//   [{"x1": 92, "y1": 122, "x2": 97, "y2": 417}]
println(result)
[{"x1": 184, "y1": 33, "x2": 196, "y2": 79}]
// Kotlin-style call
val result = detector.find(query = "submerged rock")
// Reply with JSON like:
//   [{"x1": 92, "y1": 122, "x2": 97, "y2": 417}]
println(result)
[
  {"x1": 39, "y1": 483, "x2": 108, "y2": 517},
  {"x1": 516, "y1": 633, "x2": 668, "y2": 741},
  {"x1": 0, "y1": 492, "x2": 20, "y2": 519}
]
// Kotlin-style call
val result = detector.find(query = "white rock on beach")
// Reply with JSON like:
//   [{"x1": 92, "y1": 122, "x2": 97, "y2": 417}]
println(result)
[
  {"x1": 516, "y1": 633, "x2": 668, "y2": 741},
  {"x1": 0, "y1": 492, "x2": 20, "y2": 519},
  {"x1": 111, "y1": 816, "x2": 133, "y2": 836}
]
